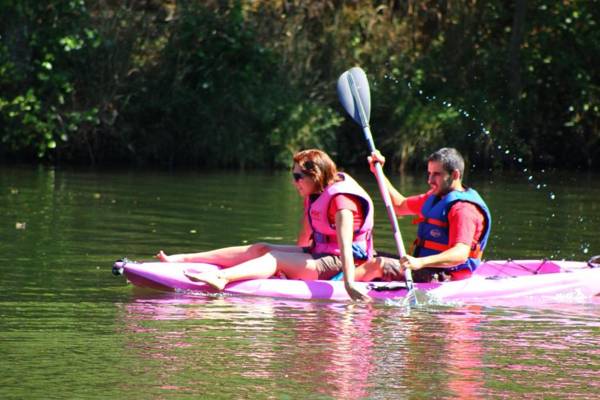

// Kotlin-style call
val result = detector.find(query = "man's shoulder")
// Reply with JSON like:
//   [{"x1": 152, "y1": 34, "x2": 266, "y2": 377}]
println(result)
[
  {"x1": 449, "y1": 201, "x2": 484, "y2": 221},
  {"x1": 406, "y1": 191, "x2": 434, "y2": 213}
]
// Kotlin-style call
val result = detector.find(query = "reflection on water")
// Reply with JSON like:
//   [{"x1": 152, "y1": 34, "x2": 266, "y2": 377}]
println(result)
[
  {"x1": 1, "y1": 166, "x2": 599, "y2": 399},
  {"x1": 116, "y1": 294, "x2": 378, "y2": 399},
  {"x1": 112, "y1": 293, "x2": 600, "y2": 399}
]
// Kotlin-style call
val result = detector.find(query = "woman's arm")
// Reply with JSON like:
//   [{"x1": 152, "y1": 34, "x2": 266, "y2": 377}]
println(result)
[
  {"x1": 296, "y1": 212, "x2": 313, "y2": 247},
  {"x1": 335, "y1": 209, "x2": 371, "y2": 302}
]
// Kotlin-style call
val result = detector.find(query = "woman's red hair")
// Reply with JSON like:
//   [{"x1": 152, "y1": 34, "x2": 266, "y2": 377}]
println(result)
[{"x1": 293, "y1": 149, "x2": 339, "y2": 193}]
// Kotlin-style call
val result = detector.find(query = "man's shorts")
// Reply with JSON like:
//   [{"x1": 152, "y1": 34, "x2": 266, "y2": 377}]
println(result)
[{"x1": 379, "y1": 257, "x2": 472, "y2": 283}]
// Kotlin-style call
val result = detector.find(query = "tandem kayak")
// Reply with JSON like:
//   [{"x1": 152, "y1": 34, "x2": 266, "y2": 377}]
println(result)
[{"x1": 112, "y1": 258, "x2": 600, "y2": 306}]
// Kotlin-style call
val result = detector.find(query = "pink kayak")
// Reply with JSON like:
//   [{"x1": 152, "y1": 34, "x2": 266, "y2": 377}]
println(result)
[{"x1": 112, "y1": 258, "x2": 600, "y2": 306}]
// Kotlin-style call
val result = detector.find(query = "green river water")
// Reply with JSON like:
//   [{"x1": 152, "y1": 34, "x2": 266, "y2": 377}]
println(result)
[{"x1": 1, "y1": 165, "x2": 599, "y2": 399}]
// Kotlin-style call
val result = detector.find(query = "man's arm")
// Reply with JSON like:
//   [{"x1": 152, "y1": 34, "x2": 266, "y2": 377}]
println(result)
[{"x1": 401, "y1": 243, "x2": 471, "y2": 271}]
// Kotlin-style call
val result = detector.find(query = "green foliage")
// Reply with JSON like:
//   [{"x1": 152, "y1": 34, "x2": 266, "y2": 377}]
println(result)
[
  {"x1": 269, "y1": 101, "x2": 342, "y2": 166},
  {"x1": 117, "y1": 1, "x2": 341, "y2": 168},
  {"x1": 0, "y1": 0, "x2": 101, "y2": 160},
  {"x1": 0, "y1": 0, "x2": 598, "y2": 170}
]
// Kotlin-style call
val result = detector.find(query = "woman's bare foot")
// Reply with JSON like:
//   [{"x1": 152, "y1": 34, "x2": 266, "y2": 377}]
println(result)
[
  {"x1": 156, "y1": 250, "x2": 176, "y2": 262},
  {"x1": 184, "y1": 270, "x2": 228, "y2": 291}
]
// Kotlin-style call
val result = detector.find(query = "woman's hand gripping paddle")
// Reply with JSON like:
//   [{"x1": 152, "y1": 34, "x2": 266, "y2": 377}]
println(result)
[{"x1": 337, "y1": 67, "x2": 417, "y2": 305}]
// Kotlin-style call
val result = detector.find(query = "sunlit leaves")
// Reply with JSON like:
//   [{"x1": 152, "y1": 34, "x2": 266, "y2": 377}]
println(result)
[
  {"x1": 0, "y1": 0, "x2": 101, "y2": 160},
  {"x1": 0, "y1": 0, "x2": 597, "y2": 169}
]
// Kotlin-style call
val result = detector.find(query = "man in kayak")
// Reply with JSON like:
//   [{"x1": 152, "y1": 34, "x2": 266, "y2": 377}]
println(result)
[
  {"x1": 157, "y1": 149, "x2": 375, "y2": 301},
  {"x1": 357, "y1": 147, "x2": 491, "y2": 282}
]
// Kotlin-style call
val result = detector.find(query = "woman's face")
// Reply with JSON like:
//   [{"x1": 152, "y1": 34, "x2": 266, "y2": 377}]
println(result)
[{"x1": 292, "y1": 163, "x2": 317, "y2": 197}]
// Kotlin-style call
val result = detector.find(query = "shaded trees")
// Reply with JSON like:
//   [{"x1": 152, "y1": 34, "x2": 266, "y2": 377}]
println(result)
[{"x1": 1, "y1": 0, "x2": 598, "y2": 170}]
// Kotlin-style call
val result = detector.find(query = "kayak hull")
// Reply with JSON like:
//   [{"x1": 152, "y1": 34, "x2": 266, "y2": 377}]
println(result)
[{"x1": 113, "y1": 259, "x2": 600, "y2": 306}]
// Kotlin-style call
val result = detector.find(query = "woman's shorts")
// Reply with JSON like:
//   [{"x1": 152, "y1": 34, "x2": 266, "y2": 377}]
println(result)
[{"x1": 303, "y1": 247, "x2": 344, "y2": 280}]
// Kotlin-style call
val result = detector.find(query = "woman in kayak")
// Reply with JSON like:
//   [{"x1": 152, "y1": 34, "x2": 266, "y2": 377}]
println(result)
[{"x1": 156, "y1": 149, "x2": 375, "y2": 301}]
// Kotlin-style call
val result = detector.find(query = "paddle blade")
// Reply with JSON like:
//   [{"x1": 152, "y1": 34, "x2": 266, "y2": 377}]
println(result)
[
  {"x1": 337, "y1": 67, "x2": 371, "y2": 127},
  {"x1": 404, "y1": 288, "x2": 420, "y2": 307}
]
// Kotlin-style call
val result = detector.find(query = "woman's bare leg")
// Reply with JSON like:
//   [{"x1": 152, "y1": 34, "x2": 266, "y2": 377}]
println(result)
[
  {"x1": 184, "y1": 250, "x2": 318, "y2": 290},
  {"x1": 354, "y1": 257, "x2": 386, "y2": 282},
  {"x1": 157, "y1": 243, "x2": 301, "y2": 266}
]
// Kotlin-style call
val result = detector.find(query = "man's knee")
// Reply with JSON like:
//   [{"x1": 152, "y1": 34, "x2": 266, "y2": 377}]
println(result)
[{"x1": 369, "y1": 257, "x2": 385, "y2": 272}]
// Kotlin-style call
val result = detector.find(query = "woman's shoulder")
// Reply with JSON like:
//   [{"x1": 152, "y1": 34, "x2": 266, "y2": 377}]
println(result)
[{"x1": 330, "y1": 193, "x2": 361, "y2": 212}]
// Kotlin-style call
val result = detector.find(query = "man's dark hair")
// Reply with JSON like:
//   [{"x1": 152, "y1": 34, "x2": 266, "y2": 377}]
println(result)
[{"x1": 428, "y1": 147, "x2": 465, "y2": 177}]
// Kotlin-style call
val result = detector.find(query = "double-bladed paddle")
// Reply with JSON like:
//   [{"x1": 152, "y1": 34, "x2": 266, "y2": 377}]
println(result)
[{"x1": 337, "y1": 67, "x2": 416, "y2": 304}]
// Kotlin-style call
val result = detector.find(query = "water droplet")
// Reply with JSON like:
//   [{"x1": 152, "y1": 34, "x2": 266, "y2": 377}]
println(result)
[
  {"x1": 549, "y1": 192, "x2": 556, "y2": 200},
  {"x1": 528, "y1": 175, "x2": 533, "y2": 181}
]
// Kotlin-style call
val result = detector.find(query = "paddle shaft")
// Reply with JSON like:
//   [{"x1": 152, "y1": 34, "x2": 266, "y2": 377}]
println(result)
[{"x1": 346, "y1": 73, "x2": 415, "y2": 290}]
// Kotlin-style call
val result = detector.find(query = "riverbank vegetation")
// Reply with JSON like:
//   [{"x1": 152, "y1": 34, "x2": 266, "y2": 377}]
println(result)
[{"x1": 1, "y1": 1, "x2": 598, "y2": 171}]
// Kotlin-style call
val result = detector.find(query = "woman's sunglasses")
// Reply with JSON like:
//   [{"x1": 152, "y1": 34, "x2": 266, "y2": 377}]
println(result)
[{"x1": 292, "y1": 172, "x2": 305, "y2": 182}]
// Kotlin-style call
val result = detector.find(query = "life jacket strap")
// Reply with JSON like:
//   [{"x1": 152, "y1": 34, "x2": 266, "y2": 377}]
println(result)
[
  {"x1": 413, "y1": 238, "x2": 483, "y2": 259},
  {"x1": 313, "y1": 230, "x2": 370, "y2": 244},
  {"x1": 412, "y1": 217, "x2": 448, "y2": 228},
  {"x1": 313, "y1": 232, "x2": 331, "y2": 244},
  {"x1": 312, "y1": 232, "x2": 372, "y2": 260}
]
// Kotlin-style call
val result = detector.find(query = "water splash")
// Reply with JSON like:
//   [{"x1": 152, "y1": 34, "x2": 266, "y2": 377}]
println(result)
[
  {"x1": 392, "y1": 74, "x2": 556, "y2": 189},
  {"x1": 383, "y1": 70, "x2": 575, "y2": 258},
  {"x1": 580, "y1": 242, "x2": 590, "y2": 255}
]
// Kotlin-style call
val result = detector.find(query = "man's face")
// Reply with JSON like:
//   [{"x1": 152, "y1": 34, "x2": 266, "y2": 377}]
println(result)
[{"x1": 427, "y1": 160, "x2": 454, "y2": 196}]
